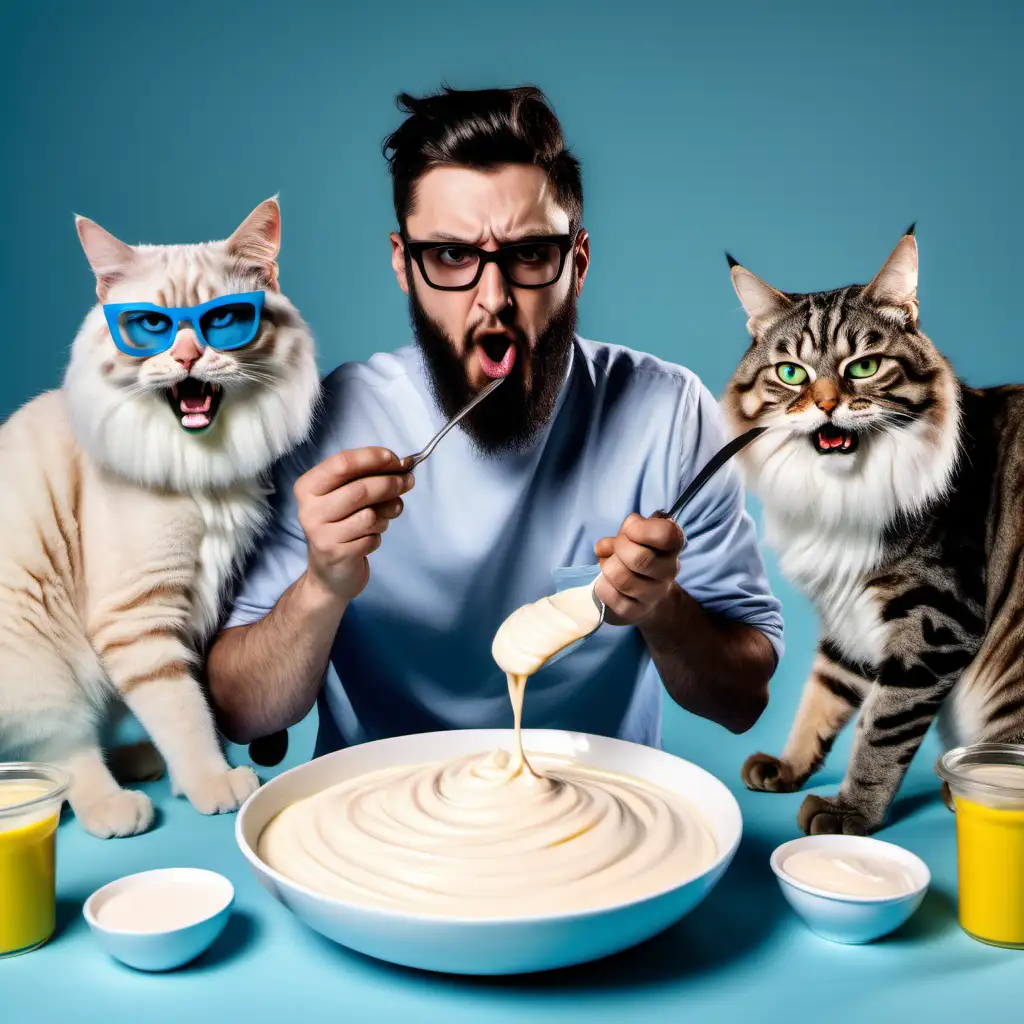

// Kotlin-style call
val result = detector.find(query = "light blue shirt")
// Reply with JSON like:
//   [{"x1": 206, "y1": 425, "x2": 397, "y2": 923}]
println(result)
[{"x1": 226, "y1": 337, "x2": 783, "y2": 755}]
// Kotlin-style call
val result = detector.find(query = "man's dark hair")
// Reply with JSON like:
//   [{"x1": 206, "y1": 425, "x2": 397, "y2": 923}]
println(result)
[{"x1": 382, "y1": 85, "x2": 583, "y2": 235}]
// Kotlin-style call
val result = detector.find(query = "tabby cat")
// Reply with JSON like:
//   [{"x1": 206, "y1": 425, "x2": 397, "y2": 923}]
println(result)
[
  {"x1": 724, "y1": 228, "x2": 1024, "y2": 835},
  {"x1": 0, "y1": 198, "x2": 319, "y2": 837}
]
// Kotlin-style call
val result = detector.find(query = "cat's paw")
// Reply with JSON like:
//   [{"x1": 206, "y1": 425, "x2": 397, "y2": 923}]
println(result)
[
  {"x1": 742, "y1": 753, "x2": 803, "y2": 793},
  {"x1": 180, "y1": 766, "x2": 260, "y2": 815},
  {"x1": 798, "y1": 794, "x2": 878, "y2": 836},
  {"x1": 75, "y1": 789, "x2": 155, "y2": 839}
]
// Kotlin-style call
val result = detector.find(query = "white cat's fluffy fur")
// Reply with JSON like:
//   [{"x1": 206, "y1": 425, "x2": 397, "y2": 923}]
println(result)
[{"x1": 0, "y1": 199, "x2": 319, "y2": 837}]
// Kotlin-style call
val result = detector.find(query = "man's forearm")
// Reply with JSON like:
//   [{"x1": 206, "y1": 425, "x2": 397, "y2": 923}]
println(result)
[
  {"x1": 639, "y1": 582, "x2": 775, "y2": 734},
  {"x1": 207, "y1": 573, "x2": 346, "y2": 744}
]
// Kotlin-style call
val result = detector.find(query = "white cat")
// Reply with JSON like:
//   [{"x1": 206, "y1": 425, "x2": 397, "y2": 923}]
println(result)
[{"x1": 0, "y1": 198, "x2": 320, "y2": 837}]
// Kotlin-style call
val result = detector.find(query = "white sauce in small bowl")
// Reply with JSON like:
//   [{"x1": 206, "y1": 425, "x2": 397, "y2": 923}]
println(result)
[
  {"x1": 782, "y1": 849, "x2": 916, "y2": 898},
  {"x1": 91, "y1": 869, "x2": 233, "y2": 933}
]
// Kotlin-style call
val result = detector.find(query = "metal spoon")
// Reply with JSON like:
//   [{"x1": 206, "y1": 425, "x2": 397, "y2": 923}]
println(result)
[
  {"x1": 403, "y1": 376, "x2": 506, "y2": 469},
  {"x1": 652, "y1": 426, "x2": 768, "y2": 524},
  {"x1": 541, "y1": 583, "x2": 608, "y2": 669},
  {"x1": 543, "y1": 425, "x2": 767, "y2": 667}
]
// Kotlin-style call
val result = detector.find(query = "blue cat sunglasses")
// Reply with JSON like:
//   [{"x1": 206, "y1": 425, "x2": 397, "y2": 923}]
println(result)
[{"x1": 102, "y1": 291, "x2": 265, "y2": 356}]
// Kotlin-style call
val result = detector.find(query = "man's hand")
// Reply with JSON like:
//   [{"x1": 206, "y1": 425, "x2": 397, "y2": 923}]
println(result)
[
  {"x1": 594, "y1": 513, "x2": 685, "y2": 626},
  {"x1": 294, "y1": 446, "x2": 414, "y2": 607}
]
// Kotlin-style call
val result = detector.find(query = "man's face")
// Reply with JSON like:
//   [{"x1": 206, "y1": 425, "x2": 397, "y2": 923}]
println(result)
[{"x1": 391, "y1": 164, "x2": 590, "y2": 453}]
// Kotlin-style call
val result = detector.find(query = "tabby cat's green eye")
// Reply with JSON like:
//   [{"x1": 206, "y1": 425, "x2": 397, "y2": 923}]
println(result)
[
  {"x1": 847, "y1": 357, "x2": 880, "y2": 380},
  {"x1": 776, "y1": 363, "x2": 808, "y2": 386}
]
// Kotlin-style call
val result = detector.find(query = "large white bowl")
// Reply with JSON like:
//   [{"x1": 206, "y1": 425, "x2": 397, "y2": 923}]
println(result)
[{"x1": 236, "y1": 728, "x2": 742, "y2": 975}]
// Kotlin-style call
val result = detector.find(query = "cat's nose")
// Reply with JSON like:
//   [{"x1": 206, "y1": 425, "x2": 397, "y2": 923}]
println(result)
[
  {"x1": 812, "y1": 380, "x2": 839, "y2": 414},
  {"x1": 170, "y1": 329, "x2": 203, "y2": 372}
]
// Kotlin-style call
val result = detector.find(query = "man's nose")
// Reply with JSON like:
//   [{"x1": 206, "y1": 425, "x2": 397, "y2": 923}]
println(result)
[
  {"x1": 812, "y1": 379, "x2": 839, "y2": 414},
  {"x1": 170, "y1": 328, "x2": 203, "y2": 372},
  {"x1": 476, "y1": 261, "x2": 511, "y2": 316}
]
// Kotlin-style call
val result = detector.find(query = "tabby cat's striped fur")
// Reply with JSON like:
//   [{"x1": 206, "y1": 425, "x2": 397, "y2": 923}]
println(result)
[{"x1": 724, "y1": 229, "x2": 1024, "y2": 835}]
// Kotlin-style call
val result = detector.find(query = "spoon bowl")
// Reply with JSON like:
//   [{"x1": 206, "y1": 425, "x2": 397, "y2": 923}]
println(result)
[{"x1": 542, "y1": 578, "x2": 605, "y2": 669}]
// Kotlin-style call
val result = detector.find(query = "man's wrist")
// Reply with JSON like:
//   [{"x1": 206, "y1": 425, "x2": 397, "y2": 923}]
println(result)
[
  {"x1": 294, "y1": 569, "x2": 350, "y2": 624},
  {"x1": 638, "y1": 580, "x2": 685, "y2": 632}
]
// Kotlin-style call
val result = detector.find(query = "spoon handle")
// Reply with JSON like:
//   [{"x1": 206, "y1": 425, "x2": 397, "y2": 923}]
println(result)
[
  {"x1": 653, "y1": 426, "x2": 767, "y2": 523},
  {"x1": 405, "y1": 376, "x2": 505, "y2": 468}
]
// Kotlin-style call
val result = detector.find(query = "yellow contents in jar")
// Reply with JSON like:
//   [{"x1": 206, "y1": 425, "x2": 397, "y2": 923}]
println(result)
[
  {"x1": 952, "y1": 764, "x2": 1024, "y2": 948},
  {"x1": 0, "y1": 782, "x2": 60, "y2": 957}
]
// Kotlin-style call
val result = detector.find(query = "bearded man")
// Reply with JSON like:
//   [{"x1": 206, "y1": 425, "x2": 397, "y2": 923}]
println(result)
[{"x1": 208, "y1": 86, "x2": 782, "y2": 759}]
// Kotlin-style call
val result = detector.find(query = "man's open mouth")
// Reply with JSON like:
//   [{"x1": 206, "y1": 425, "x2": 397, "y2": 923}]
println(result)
[
  {"x1": 812, "y1": 424, "x2": 859, "y2": 455},
  {"x1": 166, "y1": 379, "x2": 223, "y2": 433},
  {"x1": 477, "y1": 335, "x2": 517, "y2": 379}
]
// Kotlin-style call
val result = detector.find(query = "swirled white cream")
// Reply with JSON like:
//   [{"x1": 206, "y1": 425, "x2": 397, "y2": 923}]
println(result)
[
  {"x1": 257, "y1": 581, "x2": 717, "y2": 917},
  {"x1": 783, "y1": 850, "x2": 915, "y2": 897},
  {"x1": 257, "y1": 747, "x2": 716, "y2": 916}
]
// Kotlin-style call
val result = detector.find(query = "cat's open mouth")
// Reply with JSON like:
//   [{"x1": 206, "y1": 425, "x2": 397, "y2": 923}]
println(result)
[
  {"x1": 166, "y1": 379, "x2": 222, "y2": 433},
  {"x1": 812, "y1": 424, "x2": 859, "y2": 455}
]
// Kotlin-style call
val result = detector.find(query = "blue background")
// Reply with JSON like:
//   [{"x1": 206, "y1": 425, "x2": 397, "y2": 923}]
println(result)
[{"x1": 2, "y1": 0, "x2": 1022, "y2": 1019}]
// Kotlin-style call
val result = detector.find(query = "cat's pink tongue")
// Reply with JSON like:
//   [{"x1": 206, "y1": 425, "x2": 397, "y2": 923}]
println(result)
[
  {"x1": 180, "y1": 395, "x2": 212, "y2": 414},
  {"x1": 180, "y1": 394, "x2": 212, "y2": 429}
]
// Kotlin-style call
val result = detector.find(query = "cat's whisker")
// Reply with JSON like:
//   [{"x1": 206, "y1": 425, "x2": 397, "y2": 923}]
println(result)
[{"x1": 211, "y1": 368, "x2": 284, "y2": 389}]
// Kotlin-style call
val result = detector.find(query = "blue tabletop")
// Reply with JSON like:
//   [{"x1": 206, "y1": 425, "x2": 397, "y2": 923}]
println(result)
[{"x1": 5, "y1": 697, "x2": 1021, "y2": 1023}]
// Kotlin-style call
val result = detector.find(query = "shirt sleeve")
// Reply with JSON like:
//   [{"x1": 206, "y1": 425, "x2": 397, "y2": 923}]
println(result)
[
  {"x1": 674, "y1": 378, "x2": 785, "y2": 661},
  {"x1": 223, "y1": 443, "x2": 312, "y2": 630}
]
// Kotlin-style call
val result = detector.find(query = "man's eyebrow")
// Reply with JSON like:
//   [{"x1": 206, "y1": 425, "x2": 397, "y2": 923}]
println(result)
[
  {"x1": 418, "y1": 229, "x2": 566, "y2": 244},
  {"x1": 421, "y1": 231, "x2": 477, "y2": 243},
  {"x1": 499, "y1": 230, "x2": 566, "y2": 242}
]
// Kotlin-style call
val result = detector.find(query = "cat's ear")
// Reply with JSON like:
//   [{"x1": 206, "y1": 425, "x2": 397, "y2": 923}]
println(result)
[
  {"x1": 227, "y1": 196, "x2": 281, "y2": 290},
  {"x1": 728, "y1": 255, "x2": 793, "y2": 332},
  {"x1": 862, "y1": 226, "x2": 918, "y2": 325},
  {"x1": 75, "y1": 216, "x2": 136, "y2": 301}
]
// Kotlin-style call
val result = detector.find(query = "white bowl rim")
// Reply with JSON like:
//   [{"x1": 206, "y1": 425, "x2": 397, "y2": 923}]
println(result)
[
  {"x1": 770, "y1": 834, "x2": 931, "y2": 904},
  {"x1": 235, "y1": 728, "x2": 743, "y2": 926},
  {"x1": 83, "y1": 867, "x2": 235, "y2": 936}
]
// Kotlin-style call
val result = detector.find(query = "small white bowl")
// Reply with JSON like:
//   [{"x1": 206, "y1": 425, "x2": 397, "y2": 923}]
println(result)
[
  {"x1": 83, "y1": 868, "x2": 234, "y2": 971},
  {"x1": 770, "y1": 834, "x2": 930, "y2": 944}
]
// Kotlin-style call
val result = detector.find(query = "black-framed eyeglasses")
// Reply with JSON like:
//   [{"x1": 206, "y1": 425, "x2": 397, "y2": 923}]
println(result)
[{"x1": 403, "y1": 234, "x2": 576, "y2": 291}]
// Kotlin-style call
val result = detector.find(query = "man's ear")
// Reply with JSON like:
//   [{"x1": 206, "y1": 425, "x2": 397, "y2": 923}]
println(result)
[
  {"x1": 573, "y1": 229, "x2": 590, "y2": 298},
  {"x1": 391, "y1": 232, "x2": 410, "y2": 295}
]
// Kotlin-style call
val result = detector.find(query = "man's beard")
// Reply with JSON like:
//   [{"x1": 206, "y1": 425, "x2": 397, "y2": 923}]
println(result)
[{"x1": 409, "y1": 285, "x2": 577, "y2": 456}]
